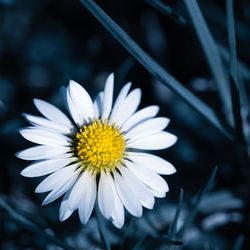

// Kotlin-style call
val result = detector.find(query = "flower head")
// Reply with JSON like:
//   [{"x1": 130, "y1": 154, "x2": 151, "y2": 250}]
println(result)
[{"x1": 17, "y1": 73, "x2": 177, "y2": 228}]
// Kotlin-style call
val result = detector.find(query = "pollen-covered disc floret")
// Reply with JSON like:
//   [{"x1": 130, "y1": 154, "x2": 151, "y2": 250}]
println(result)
[{"x1": 75, "y1": 119, "x2": 125, "y2": 173}]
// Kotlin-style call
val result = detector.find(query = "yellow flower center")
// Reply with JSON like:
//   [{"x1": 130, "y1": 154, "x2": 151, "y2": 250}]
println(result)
[{"x1": 75, "y1": 119, "x2": 125, "y2": 174}]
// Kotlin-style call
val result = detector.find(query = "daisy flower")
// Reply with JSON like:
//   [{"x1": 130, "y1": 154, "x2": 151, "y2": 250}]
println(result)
[{"x1": 17, "y1": 73, "x2": 177, "y2": 228}]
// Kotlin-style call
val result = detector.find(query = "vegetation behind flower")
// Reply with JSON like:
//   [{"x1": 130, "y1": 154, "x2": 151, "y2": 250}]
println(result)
[{"x1": 0, "y1": 0, "x2": 249, "y2": 249}]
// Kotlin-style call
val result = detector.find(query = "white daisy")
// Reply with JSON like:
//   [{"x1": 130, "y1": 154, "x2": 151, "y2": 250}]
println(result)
[{"x1": 17, "y1": 73, "x2": 177, "y2": 228}]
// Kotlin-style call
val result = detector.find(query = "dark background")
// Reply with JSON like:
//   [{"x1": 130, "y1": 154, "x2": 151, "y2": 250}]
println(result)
[{"x1": 0, "y1": 0, "x2": 249, "y2": 249}]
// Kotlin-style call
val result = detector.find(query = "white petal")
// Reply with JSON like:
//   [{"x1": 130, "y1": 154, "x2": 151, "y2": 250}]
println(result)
[
  {"x1": 121, "y1": 105, "x2": 159, "y2": 132},
  {"x1": 151, "y1": 189, "x2": 166, "y2": 198},
  {"x1": 35, "y1": 164, "x2": 78, "y2": 193},
  {"x1": 21, "y1": 157, "x2": 76, "y2": 177},
  {"x1": 109, "y1": 82, "x2": 131, "y2": 124},
  {"x1": 112, "y1": 88, "x2": 141, "y2": 127},
  {"x1": 127, "y1": 152, "x2": 176, "y2": 175},
  {"x1": 60, "y1": 208, "x2": 73, "y2": 222},
  {"x1": 19, "y1": 127, "x2": 70, "y2": 146},
  {"x1": 98, "y1": 172, "x2": 114, "y2": 219},
  {"x1": 33, "y1": 99, "x2": 72, "y2": 127},
  {"x1": 120, "y1": 168, "x2": 155, "y2": 209},
  {"x1": 111, "y1": 182, "x2": 124, "y2": 228},
  {"x1": 67, "y1": 80, "x2": 95, "y2": 125},
  {"x1": 59, "y1": 188, "x2": 74, "y2": 221},
  {"x1": 110, "y1": 179, "x2": 124, "y2": 228},
  {"x1": 68, "y1": 171, "x2": 92, "y2": 211},
  {"x1": 127, "y1": 131, "x2": 177, "y2": 150},
  {"x1": 42, "y1": 168, "x2": 81, "y2": 205},
  {"x1": 114, "y1": 171, "x2": 142, "y2": 217},
  {"x1": 101, "y1": 73, "x2": 114, "y2": 121},
  {"x1": 78, "y1": 171, "x2": 96, "y2": 224},
  {"x1": 93, "y1": 91, "x2": 104, "y2": 119},
  {"x1": 125, "y1": 117, "x2": 170, "y2": 141},
  {"x1": 23, "y1": 114, "x2": 73, "y2": 134},
  {"x1": 66, "y1": 85, "x2": 81, "y2": 125},
  {"x1": 16, "y1": 145, "x2": 70, "y2": 160},
  {"x1": 125, "y1": 160, "x2": 169, "y2": 193},
  {"x1": 93, "y1": 102, "x2": 99, "y2": 119},
  {"x1": 60, "y1": 86, "x2": 69, "y2": 114}
]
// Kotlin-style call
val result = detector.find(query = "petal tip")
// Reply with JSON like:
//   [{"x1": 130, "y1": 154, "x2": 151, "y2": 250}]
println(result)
[
  {"x1": 171, "y1": 134, "x2": 178, "y2": 145},
  {"x1": 69, "y1": 79, "x2": 78, "y2": 85},
  {"x1": 170, "y1": 167, "x2": 177, "y2": 175},
  {"x1": 15, "y1": 151, "x2": 22, "y2": 159},
  {"x1": 108, "y1": 72, "x2": 114, "y2": 79},
  {"x1": 33, "y1": 98, "x2": 40, "y2": 105},
  {"x1": 18, "y1": 128, "x2": 25, "y2": 136},
  {"x1": 147, "y1": 203, "x2": 154, "y2": 210},
  {"x1": 105, "y1": 73, "x2": 114, "y2": 87},
  {"x1": 112, "y1": 220, "x2": 124, "y2": 229},
  {"x1": 35, "y1": 186, "x2": 43, "y2": 194},
  {"x1": 42, "y1": 200, "x2": 48, "y2": 206},
  {"x1": 59, "y1": 210, "x2": 73, "y2": 222},
  {"x1": 22, "y1": 113, "x2": 28, "y2": 119},
  {"x1": 79, "y1": 215, "x2": 88, "y2": 224},
  {"x1": 33, "y1": 98, "x2": 44, "y2": 110},
  {"x1": 68, "y1": 80, "x2": 84, "y2": 93},
  {"x1": 20, "y1": 169, "x2": 28, "y2": 177}
]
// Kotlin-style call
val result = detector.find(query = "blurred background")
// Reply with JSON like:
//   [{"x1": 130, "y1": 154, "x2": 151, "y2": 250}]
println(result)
[{"x1": 0, "y1": 0, "x2": 249, "y2": 249}]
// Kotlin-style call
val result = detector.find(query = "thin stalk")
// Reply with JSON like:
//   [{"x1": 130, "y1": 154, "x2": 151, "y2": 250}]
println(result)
[
  {"x1": 183, "y1": 0, "x2": 231, "y2": 119},
  {"x1": 0, "y1": 197, "x2": 75, "y2": 250},
  {"x1": 226, "y1": 0, "x2": 245, "y2": 145}
]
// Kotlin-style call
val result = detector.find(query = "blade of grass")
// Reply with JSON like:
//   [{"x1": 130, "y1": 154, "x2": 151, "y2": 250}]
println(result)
[
  {"x1": 144, "y1": 217, "x2": 182, "y2": 245},
  {"x1": 201, "y1": 0, "x2": 250, "y2": 51},
  {"x1": 131, "y1": 232, "x2": 147, "y2": 250},
  {"x1": 95, "y1": 205, "x2": 111, "y2": 250},
  {"x1": 168, "y1": 189, "x2": 184, "y2": 238},
  {"x1": 219, "y1": 44, "x2": 250, "y2": 82},
  {"x1": 226, "y1": 0, "x2": 245, "y2": 145},
  {"x1": 179, "y1": 166, "x2": 218, "y2": 236},
  {"x1": 0, "y1": 196, "x2": 75, "y2": 250},
  {"x1": 144, "y1": 0, "x2": 250, "y2": 82},
  {"x1": 145, "y1": 0, "x2": 188, "y2": 26},
  {"x1": 79, "y1": 0, "x2": 233, "y2": 141},
  {"x1": 168, "y1": 189, "x2": 184, "y2": 250},
  {"x1": 183, "y1": 0, "x2": 231, "y2": 117},
  {"x1": 152, "y1": 234, "x2": 182, "y2": 245},
  {"x1": 219, "y1": 44, "x2": 249, "y2": 119},
  {"x1": 119, "y1": 218, "x2": 135, "y2": 250},
  {"x1": 233, "y1": 235, "x2": 244, "y2": 250}
]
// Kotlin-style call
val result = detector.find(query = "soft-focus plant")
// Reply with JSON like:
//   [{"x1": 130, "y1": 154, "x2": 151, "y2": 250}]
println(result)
[{"x1": 0, "y1": 0, "x2": 249, "y2": 249}]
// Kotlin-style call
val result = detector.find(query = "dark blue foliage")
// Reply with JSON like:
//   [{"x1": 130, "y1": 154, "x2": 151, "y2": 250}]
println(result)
[{"x1": 0, "y1": 0, "x2": 249, "y2": 249}]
